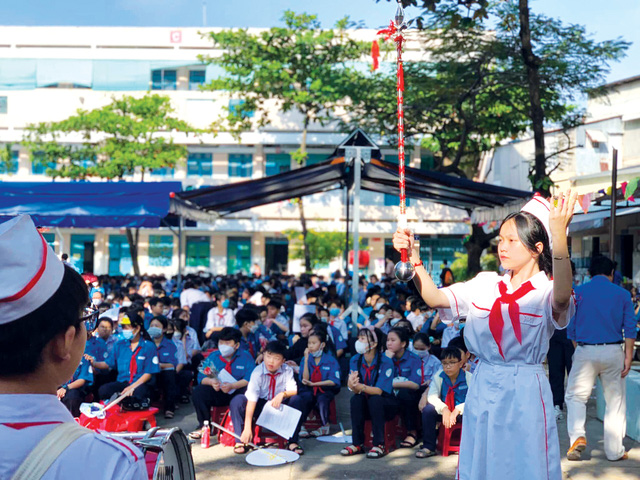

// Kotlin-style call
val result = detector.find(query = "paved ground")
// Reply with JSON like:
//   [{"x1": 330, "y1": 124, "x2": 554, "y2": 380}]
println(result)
[{"x1": 156, "y1": 380, "x2": 639, "y2": 480}]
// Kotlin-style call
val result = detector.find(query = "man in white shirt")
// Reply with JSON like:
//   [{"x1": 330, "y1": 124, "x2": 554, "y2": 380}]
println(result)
[{"x1": 179, "y1": 280, "x2": 209, "y2": 310}]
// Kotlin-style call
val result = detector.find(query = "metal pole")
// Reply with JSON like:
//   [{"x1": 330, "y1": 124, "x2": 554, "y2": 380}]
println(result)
[
  {"x1": 351, "y1": 147, "x2": 361, "y2": 329},
  {"x1": 610, "y1": 148, "x2": 618, "y2": 263},
  {"x1": 344, "y1": 186, "x2": 350, "y2": 306},
  {"x1": 178, "y1": 216, "x2": 184, "y2": 285}
]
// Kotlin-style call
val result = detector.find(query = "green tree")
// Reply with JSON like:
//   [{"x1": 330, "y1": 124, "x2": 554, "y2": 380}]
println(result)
[
  {"x1": 201, "y1": 10, "x2": 369, "y2": 272},
  {"x1": 0, "y1": 143, "x2": 15, "y2": 173},
  {"x1": 23, "y1": 94, "x2": 200, "y2": 275},
  {"x1": 285, "y1": 229, "x2": 347, "y2": 271}
]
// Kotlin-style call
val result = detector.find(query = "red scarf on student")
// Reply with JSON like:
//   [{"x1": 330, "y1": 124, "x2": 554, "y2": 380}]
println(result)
[
  {"x1": 488, "y1": 281, "x2": 534, "y2": 359},
  {"x1": 267, "y1": 372, "x2": 280, "y2": 400},
  {"x1": 128, "y1": 345, "x2": 142, "y2": 384},
  {"x1": 220, "y1": 355, "x2": 233, "y2": 373},
  {"x1": 310, "y1": 363, "x2": 325, "y2": 395}
]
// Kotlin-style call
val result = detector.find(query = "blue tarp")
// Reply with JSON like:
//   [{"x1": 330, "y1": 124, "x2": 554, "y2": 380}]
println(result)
[{"x1": 0, "y1": 181, "x2": 183, "y2": 228}]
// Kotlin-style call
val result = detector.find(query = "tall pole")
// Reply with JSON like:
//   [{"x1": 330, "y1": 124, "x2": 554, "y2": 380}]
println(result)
[
  {"x1": 178, "y1": 216, "x2": 184, "y2": 285},
  {"x1": 350, "y1": 147, "x2": 361, "y2": 330},
  {"x1": 610, "y1": 148, "x2": 618, "y2": 263},
  {"x1": 344, "y1": 185, "x2": 350, "y2": 306}
]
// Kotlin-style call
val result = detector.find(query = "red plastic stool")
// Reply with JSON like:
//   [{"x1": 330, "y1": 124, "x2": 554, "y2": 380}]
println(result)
[
  {"x1": 363, "y1": 415, "x2": 403, "y2": 452},
  {"x1": 80, "y1": 406, "x2": 159, "y2": 432},
  {"x1": 218, "y1": 411, "x2": 237, "y2": 447},
  {"x1": 210, "y1": 406, "x2": 229, "y2": 434},
  {"x1": 438, "y1": 422, "x2": 462, "y2": 456},
  {"x1": 253, "y1": 425, "x2": 287, "y2": 448},
  {"x1": 303, "y1": 398, "x2": 338, "y2": 430}
]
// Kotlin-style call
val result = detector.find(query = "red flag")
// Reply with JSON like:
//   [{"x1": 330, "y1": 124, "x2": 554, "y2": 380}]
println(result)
[{"x1": 371, "y1": 40, "x2": 380, "y2": 71}]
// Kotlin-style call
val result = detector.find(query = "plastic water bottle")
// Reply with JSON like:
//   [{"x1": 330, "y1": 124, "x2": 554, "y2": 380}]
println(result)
[{"x1": 201, "y1": 421, "x2": 210, "y2": 448}]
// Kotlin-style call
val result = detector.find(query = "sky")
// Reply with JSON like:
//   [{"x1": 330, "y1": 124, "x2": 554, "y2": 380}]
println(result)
[{"x1": 1, "y1": 0, "x2": 638, "y2": 83}]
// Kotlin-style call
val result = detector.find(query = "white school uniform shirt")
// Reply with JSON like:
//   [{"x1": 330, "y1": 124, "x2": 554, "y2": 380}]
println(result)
[
  {"x1": 179, "y1": 288, "x2": 209, "y2": 309},
  {"x1": 0, "y1": 394, "x2": 147, "y2": 480},
  {"x1": 438, "y1": 271, "x2": 575, "y2": 480},
  {"x1": 245, "y1": 363, "x2": 297, "y2": 402},
  {"x1": 427, "y1": 369, "x2": 474, "y2": 415},
  {"x1": 441, "y1": 322, "x2": 460, "y2": 348},
  {"x1": 204, "y1": 307, "x2": 235, "y2": 331}
]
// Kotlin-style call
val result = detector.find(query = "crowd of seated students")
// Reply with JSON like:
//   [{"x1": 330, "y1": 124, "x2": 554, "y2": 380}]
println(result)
[{"x1": 60, "y1": 270, "x2": 474, "y2": 458}]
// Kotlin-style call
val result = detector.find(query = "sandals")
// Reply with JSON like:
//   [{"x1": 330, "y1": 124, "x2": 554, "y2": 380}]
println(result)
[
  {"x1": 366, "y1": 445, "x2": 387, "y2": 459},
  {"x1": 399, "y1": 434, "x2": 418, "y2": 448},
  {"x1": 188, "y1": 430, "x2": 202, "y2": 440},
  {"x1": 340, "y1": 445, "x2": 365, "y2": 456},
  {"x1": 287, "y1": 442, "x2": 305, "y2": 455},
  {"x1": 310, "y1": 425, "x2": 330, "y2": 437},
  {"x1": 234, "y1": 444, "x2": 252, "y2": 455},
  {"x1": 299, "y1": 426, "x2": 310, "y2": 438},
  {"x1": 164, "y1": 411, "x2": 175, "y2": 419},
  {"x1": 415, "y1": 447, "x2": 437, "y2": 458}
]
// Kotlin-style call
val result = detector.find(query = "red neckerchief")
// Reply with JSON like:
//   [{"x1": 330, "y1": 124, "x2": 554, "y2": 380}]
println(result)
[
  {"x1": 489, "y1": 280, "x2": 535, "y2": 359},
  {"x1": 362, "y1": 362, "x2": 376, "y2": 385},
  {"x1": 220, "y1": 354, "x2": 233, "y2": 373},
  {"x1": 129, "y1": 344, "x2": 142, "y2": 384},
  {"x1": 267, "y1": 372, "x2": 280, "y2": 400},
  {"x1": 248, "y1": 338, "x2": 255, "y2": 358},
  {"x1": 445, "y1": 381, "x2": 458, "y2": 411},
  {"x1": 310, "y1": 363, "x2": 324, "y2": 395}
]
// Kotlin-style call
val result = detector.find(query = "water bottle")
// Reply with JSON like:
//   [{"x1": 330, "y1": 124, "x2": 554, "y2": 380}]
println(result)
[{"x1": 201, "y1": 421, "x2": 210, "y2": 448}]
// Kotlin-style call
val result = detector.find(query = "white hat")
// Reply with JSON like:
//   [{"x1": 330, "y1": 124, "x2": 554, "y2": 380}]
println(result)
[
  {"x1": 0, "y1": 215, "x2": 65, "y2": 324},
  {"x1": 520, "y1": 193, "x2": 552, "y2": 244}
]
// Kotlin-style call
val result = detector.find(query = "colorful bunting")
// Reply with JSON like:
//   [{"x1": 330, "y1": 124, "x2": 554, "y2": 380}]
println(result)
[
  {"x1": 625, "y1": 177, "x2": 638, "y2": 201},
  {"x1": 578, "y1": 194, "x2": 591, "y2": 214}
]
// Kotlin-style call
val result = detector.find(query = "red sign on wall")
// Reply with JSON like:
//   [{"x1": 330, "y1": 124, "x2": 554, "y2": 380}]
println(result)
[{"x1": 170, "y1": 30, "x2": 182, "y2": 44}]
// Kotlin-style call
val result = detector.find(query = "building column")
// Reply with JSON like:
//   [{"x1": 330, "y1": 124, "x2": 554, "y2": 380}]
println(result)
[{"x1": 211, "y1": 233, "x2": 227, "y2": 275}]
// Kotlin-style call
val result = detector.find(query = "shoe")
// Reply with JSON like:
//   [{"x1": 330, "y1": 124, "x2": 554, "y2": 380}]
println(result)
[
  {"x1": 189, "y1": 430, "x2": 202, "y2": 440},
  {"x1": 299, "y1": 426, "x2": 310, "y2": 438},
  {"x1": 608, "y1": 452, "x2": 628, "y2": 462},
  {"x1": 567, "y1": 437, "x2": 587, "y2": 461},
  {"x1": 310, "y1": 425, "x2": 330, "y2": 437},
  {"x1": 181, "y1": 395, "x2": 190, "y2": 404},
  {"x1": 164, "y1": 410, "x2": 175, "y2": 419},
  {"x1": 554, "y1": 405, "x2": 564, "y2": 420}
]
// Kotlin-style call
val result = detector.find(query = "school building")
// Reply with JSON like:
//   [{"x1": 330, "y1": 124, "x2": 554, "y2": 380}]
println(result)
[{"x1": 0, "y1": 26, "x2": 470, "y2": 277}]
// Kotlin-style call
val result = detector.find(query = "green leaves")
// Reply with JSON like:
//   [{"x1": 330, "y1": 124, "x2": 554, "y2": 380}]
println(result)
[{"x1": 284, "y1": 229, "x2": 346, "y2": 269}]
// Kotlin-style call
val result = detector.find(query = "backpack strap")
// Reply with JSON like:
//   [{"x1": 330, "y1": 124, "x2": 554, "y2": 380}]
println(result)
[{"x1": 12, "y1": 422, "x2": 93, "y2": 480}]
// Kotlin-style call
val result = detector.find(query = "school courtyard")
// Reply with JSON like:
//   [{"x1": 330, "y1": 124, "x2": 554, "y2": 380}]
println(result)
[{"x1": 158, "y1": 382, "x2": 639, "y2": 480}]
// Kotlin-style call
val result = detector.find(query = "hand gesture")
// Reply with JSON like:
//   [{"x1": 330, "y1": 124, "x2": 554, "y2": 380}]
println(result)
[
  {"x1": 240, "y1": 427, "x2": 253, "y2": 445},
  {"x1": 549, "y1": 189, "x2": 578, "y2": 239},
  {"x1": 271, "y1": 392, "x2": 285, "y2": 409},
  {"x1": 622, "y1": 355, "x2": 632, "y2": 378},
  {"x1": 57, "y1": 388, "x2": 66, "y2": 399},
  {"x1": 449, "y1": 408, "x2": 459, "y2": 427},
  {"x1": 304, "y1": 348, "x2": 310, "y2": 358},
  {"x1": 442, "y1": 407, "x2": 452, "y2": 428},
  {"x1": 121, "y1": 384, "x2": 136, "y2": 397},
  {"x1": 301, "y1": 379, "x2": 311, "y2": 386},
  {"x1": 285, "y1": 360, "x2": 298, "y2": 368},
  {"x1": 220, "y1": 383, "x2": 232, "y2": 393},
  {"x1": 392, "y1": 228, "x2": 415, "y2": 254}
]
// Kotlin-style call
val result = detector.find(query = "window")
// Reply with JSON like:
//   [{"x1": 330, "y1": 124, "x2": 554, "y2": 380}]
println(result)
[
  {"x1": 151, "y1": 166, "x2": 175, "y2": 177},
  {"x1": 265, "y1": 154, "x2": 291, "y2": 176},
  {"x1": 0, "y1": 96, "x2": 6, "y2": 114},
  {"x1": 305, "y1": 154, "x2": 328, "y2": 166},
  {"x1": 420, "y1": 153, "x2": 434, "y2": 171},
  {"x1": 186, "y1": 236, "x2": 210, "y2": 268},
  {"x1": 228, "y1": 99, "x2": 254, "y2": 118},
  {"x1": 148, "y1": 235, "x2": 173, "y2": 267},
  {"x1": 187, "y1": 152, "x2": 212, "y2": 177},
  {"x1": 151, "y1": 69, "x2": 177, "y2": 90},
  {"x1": 385, "y1": 154, "x2": 399, "y2": 164},
  {"x1": 31, "y1": 153, "x2": 56, "y2": 175},
  {"x1": 42, "y1": 233, "x2": 55, "y2": 251},
  {"x1": 227, "y1": 237, "x2": 251, "y2": 274},
  {"x1": 228, "y1": 153, "x2": 253, "y2": 178},
  {"x1": 384, "y1": 194, "x2": 410, "y2": 207},
  {"x1": 189, "y1": 70, "x2": 206, "y2": 90},
  {"x1": 0, "y1": 150, "x2": 18, "y2": 174},
  {"x1": 108, "y1": 235, "x2": 132, "y2": 276}
]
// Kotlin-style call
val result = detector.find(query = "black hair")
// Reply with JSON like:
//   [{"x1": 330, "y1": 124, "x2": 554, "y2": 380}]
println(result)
[
  {"x1": 267, "y1": 300, "x2": 281, "y2": 310},
  {"x1": 300, "y1": 313, "x2": 319, "y2": 326},
  {"x1": 309, "y1": 323, "x2": 337, "y2": 356},
  {"x1": 170, "y1": 318, "x2": 187, "y2": 334},
  {"x1": 394, "y1": 319, "x2": 416, "y2": 337},
  {"x1": 448, "y1": 336, "x2": 468, "y2": 354},
  {"x1": 149, "y1": 315, "x2": 168, "y2": 330},
  {"x1": 500, "y1": 211, "x2": 552, "y2": 275},
  {"x1": 171, "y1": 308, "x2": 188, "y2": 321},
  {"x1": 98, "y1": 317, "x2": 114, "y2": 329},
  {"x1": 413, "y1": 332, "x2": 431, "y2": 347},
  {"x1": 357, "y1": 327, "x2": 386, "y2": 354},
  {"x1": 264, "y1": 340, "x2": 288, "y2": 358},
  {"x1": 236, "y1": 307, "x2": 259, "y2": 328},
  {"x1": 0, "y1": 265, "x2": 88, "y2": 377},
  {"x1": 388, "y1": 327, "x2": 411, "y2": 350},
  {"x1": 127, "y1": 313, "x2": 152, "y2": 341},
  {"x1": 441, "y1": 346, "x2": 463, "y2": 362},
  {"x1": 148, "y1": 297, "x2": 162, "y2": 307},
  {"x1": 589, "y1": 255, "x2": 614, "y2": 277},
  {"x1": 308, "y1": 328, "x2": 329, "y2": 353},
  {"x1": 184, "y1": 281, "x2": 195, "y2": 290},
  {"x1": 219, "y1": 326, "x2": 242, "y2": 344}
]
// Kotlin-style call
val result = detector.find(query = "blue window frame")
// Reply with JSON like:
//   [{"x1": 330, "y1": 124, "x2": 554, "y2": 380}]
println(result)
[
  {"x1": 265, "y1": 154, "x2": 291, "y2": 176},
  {"x1": 384, "y1": 194, "x2": 410, "y2": 207},
  {"x1": 31, "y1": 153, "x2": 56, "y2": 175},
  {"x1": 0, "y1": 150, "x2": 18, "y2": 174},
  {"x1": 228, "y1": 154, "x2": 253, "y2": 178},
  {"x1": 151, "y1": 69, "x2": 177, "y2": 90},
  {"x1": 186, "y1": 236, "x2": 210, "y2": 268},
  {"x1": 151, "y1": 166, "x2": 175, "y2": 177},
  {"x1": 305, "y1": 154, "x2": 328, "y2": 166},
  {"x1": 148, "y1": 235, "x2": 174, "y2": 267},
  {"x1": 189, "y1": 70, "x2": 206, "y2": 90},
  {"x1": 421, "y1": 154, "x2": 434, "y2": 171},
  {"x1": 187, "y1": 153, "x2": 212, "y2": 177}
]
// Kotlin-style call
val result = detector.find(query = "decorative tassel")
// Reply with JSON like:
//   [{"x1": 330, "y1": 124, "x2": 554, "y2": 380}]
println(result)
[{"x1": 371, "y1": 40, "x2": 380, "y2": 71}]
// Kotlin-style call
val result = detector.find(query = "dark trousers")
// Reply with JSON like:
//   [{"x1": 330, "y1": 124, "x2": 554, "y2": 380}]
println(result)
[
  {"x1": 548, "y1": 332, "x2": 575, "y2": 408},
  {"x1": 229, "y1": 395, "x2": 303, "y2": 443},
  {"x1": 396, "y1": 389, "x2": 421, "y2": 433},
  {"x1": 99, "y1": 381, "x2": 153, "y2": 402},
  {"x1": 350, "y1": 393, "x2": 398, "y2": 447},
  {"x1": 62, "y1": 386, "x2": 89, "y2": 418},
  {"x1": 155, "y1": 370, "x2": 179, "y2": 412},
  {"x1": 176, "y1": 369, "x2": 194, "y2": 399},
  {"x1": 288, "y1": 390, "x2": 335, "y2": 428},
  {"x1": 421, "y1": 403, "x2": 462, "y2": 451},
  {"x1": 192, "y1": 384, "x2": 243, "y2": 428},
  {"x1": 91, "y1": 369, "x2": 117, "y2": 398}
]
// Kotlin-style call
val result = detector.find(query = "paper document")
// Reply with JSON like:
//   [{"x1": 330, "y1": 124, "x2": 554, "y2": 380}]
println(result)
[
  {"x1": 292, "y1": 304, "x2": 316, "y2": 333},
  {"x1": 218, "y1": 369, "x2": 238, "y2": 394},
  {"x1": 256, "y1": 402, "x2": 302, "y2": 440},
  {"x1": 294, "y1": 287, "x2": 307, "y2": 304}
]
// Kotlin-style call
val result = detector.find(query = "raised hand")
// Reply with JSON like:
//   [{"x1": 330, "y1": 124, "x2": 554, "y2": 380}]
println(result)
[
  {"x1": 549, "y1": 189, "x2": 578, "y2": 240},
  {"x1": 392, "y1": 228, "x2": 414, "y2": 254}
]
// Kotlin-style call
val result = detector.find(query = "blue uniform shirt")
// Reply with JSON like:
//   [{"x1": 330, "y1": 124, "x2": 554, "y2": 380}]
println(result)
[
  {"x1": 326, "y1": 324, "x2": 347, "y2": 351},
  {"x1": 197, "y1": 349, "x2": 255, "y2": 385},
  {"x1": 438, "y1": 370, "x2": 468, "y2": 407},
  {"x1": 63, "y1": 356, "x2": 93, "y2": 388},
  {"x1": 569, "y1": 276, "x2": 636, "y2": 342},
  {"x1": 156, "y1": 337, "x2": 179, "y2": 369},
  {"x1": 419, "y1": 353, "x2": 442, "y2": 385},
  {"x1": 391, "y1": 349, "x2": 422, "y2": 385},
  {"x1": 106, "y1": 338, "x2": 160, "y2": 384},
  {"x1": 86, "y1": 335, "x2": 117, "y2": 362},
  {"x1": 350, "y1": 353, "x2": 394, "y2": 394},
  {"x1": 300, "y1": 353, "x2": 341, "y2": 386},
  {"x1": 237, "y1": 330, "x2": 261, "y2": 358}
]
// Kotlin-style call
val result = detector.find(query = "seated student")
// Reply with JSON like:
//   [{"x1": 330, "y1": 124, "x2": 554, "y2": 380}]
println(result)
[
  {"x1": 94, "y1": 314, "x2": 160, "y2": 405},
  {"x1": 148, "y1": 315, "x2": 181, "y2": 419},
  {"x1": 327, "y1": 299, "x2": 348, "y2": 339},
  {"x1": 204, "y1": 294, "x2": 236, "y2": 341},
  {"x1": 58, "y1": 350, "x2": 93, "y2": 418},
  {"x1": 317, "y1": 311, "x2": 347, "y2": 358},
  {"x1": 171, "y1": 308, "x2": 202, "y2": 363},
  {"x1": 386, "y1": 327, "x2": 422, "y2": 449},
  {"x1": 411, "y1": 333, "x2": 442, "y2": 391},
  {"x1": 147, "y1": 298, "x2": 164, "y2": 329},
  {"x1": 441, "y1": 317, "x2": 462, "y2": 349},
  {"x1": 366, "y1": 305, "x2": 395, "y2": 334},
  {"x1": 341, "y1": 327, "x2": 397, "y2": 459},
  {"x1": 265, "y1": 300, "x2": 290, "y2": 339},
  {"x1": 190, "y1": 327, "x2": 255, "y2": 439},
  {"x1": 289, "y1": 329, "x2": 341, "y2": 438},
  {"x1": 287, "y1": 313, "x2": 319, "y2": 366},
  {"x1": 416, "y1": 346, "x2": 473, "y2": 458},
  {"x1": 406, "y1": 299, "x2": 427, "y2": 331},
  {"x1": 235, "y1": 308, "x2": 262, "y2": 359},
  {"x1": 230, "y1": 341, "x2": 300, "y2": 455},
  {"x1": 448, "y1": 335, "x2": 474, "y2": 373},
  {"x1": 85, "y1": 317, "x2": 118, "y2": 395}
]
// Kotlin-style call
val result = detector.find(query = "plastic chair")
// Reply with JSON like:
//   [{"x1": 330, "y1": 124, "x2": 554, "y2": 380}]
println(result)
[
  {"x1": 303, "y1": 398, "x2": 338, "y2": 430},
  {"x1": 363, "y1": 415, "x2": 405, "y2": 452},
  {"x1": 438, "y1": 422, "x2": 462, "y2": 456},
  {"x1": 210, "y1": 405, "x2": 229, "y2": 434}
]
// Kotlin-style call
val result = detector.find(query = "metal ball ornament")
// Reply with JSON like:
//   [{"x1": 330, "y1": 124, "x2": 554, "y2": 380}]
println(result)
[{"x1": 394, "y1": 260, "x2": 415, "y2": 282}]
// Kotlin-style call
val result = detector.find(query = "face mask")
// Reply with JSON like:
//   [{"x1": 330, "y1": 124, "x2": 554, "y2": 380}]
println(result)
[
  {"x1": 330, "y1": 308, "x2": 341, "y2": 317},
  {"x1": 390, "y1": 318, "x2": 400, "y2": 327},
  {"x1": 222, "y1": 299, "x2": 230, "y2": 309},
  {"x1": 165, "y1": 332, "x2": 174, "y2": 339},
  {"x1": 375, "y1": 302, "x2": 385, "y2": 310},
  {"x1": 92, "y1": 298, "x2": 103, "y2": 306},
  {"x1": 219, "y1": 344, "x2": 236, "y2": 357},
  {"x1": 249, "y1": 324, "x2": 259, "y2": 333},
  {"x1": 355, "y1": 340, "x2": 370, "y2": 355},
  {"x1": 375, "y1": 313, "x2": 386, "y2": 321},
  {"x1": 148, "y1": 327, "x2": 163, "y2": 339},
  {"x1": 173, "y1": 331, "x2": 182, "y2": 340},
  {"x1": 413, "y1": 348, "x2": 429, "y2": 358},
  {"x1": 162, "y1": 308, "x2": 170, "y2": 316},
  {"x1": 122, "y1": 301, "x2": 132, "y2": 308},
  {"x1": 311, "y1": 349, "x2": 323, "y2": 358},
  {"x1": 122, "y1": 330, "x2": 134, "y2": 340},
  {"x1": 320, "y1": 316, "x2": 329, "y2": 323}
]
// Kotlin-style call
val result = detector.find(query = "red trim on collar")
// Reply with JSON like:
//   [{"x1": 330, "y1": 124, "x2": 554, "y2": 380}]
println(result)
[
  {"x1": 531, "y1": 195, "x2": 550, "y2": 211},
  {"x1": 1, "y1": 421, "x2": 63, "y2": 430},
  {"x1": 0, "y1": 234, "x2": 48, "y2": 303}
]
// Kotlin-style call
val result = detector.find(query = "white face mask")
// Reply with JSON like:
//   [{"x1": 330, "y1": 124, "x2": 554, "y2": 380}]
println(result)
[
  {"x1": 355, "y1": 340, "x2": 370, "y2": 355},
  {"x1": 173, "y1": 331, "x2": 182, "y2": 340},
  {"x1": 413, "y1": 348, "x2": 429, "y2": 358},
  {"x1": 375, "y1": 313, "x2": 386, "y2": 321},
  {"x1": 375, "y1": 302, "x2": 385, "y2": 310},
  {"x1": 122, "y1": 300, "x2": 132, "y2": 308},
  {"x1": 218, "y1": 344, "x2": 236, "y2": 358},
  {"x1": 92, "y1": 298, "x2": 103, "y2": 306},
  {"x1": 311, "y1": 349, "x2": 323, "y2": 358}
]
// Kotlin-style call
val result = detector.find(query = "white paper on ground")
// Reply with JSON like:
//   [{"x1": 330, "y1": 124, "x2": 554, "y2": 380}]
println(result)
[
  {"x1": 245, "y1": 448, "x2": 299, "y2": 466},
  {"x1": 256, "y1": 402, "x2": 302, "y2": 440},
  {"x1": 316, "y1": 434, "x2": 353, "y2": 444},
  {"x1": 292, "y1": 304, "x2": 316, "y2": 333},
  {"x1": 217, "y1": 369, "x2": 238, "y2": 394}
]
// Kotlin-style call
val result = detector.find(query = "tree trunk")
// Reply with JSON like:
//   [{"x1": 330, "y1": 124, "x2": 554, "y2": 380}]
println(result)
[
  {"x1": 126, "y1": 227, "x2": 141, "y2": 277},
  {"x1": 298, "y1": 115, "x2": 312, "y2": 272},
  {"x1": 518, "y1": 0, "x2": 549, "y2": 196},
  {"x1": 465, "y1": 223, "x2": 498, "y2": 278}
]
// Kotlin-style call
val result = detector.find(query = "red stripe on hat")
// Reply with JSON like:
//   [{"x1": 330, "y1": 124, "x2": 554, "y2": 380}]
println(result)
[
  {"x1": 0, "y1": 234, "x2": 48, "y2": 303},
  {"x1": 531, "y1": 196, "x2": 550, "y2": 211}
]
